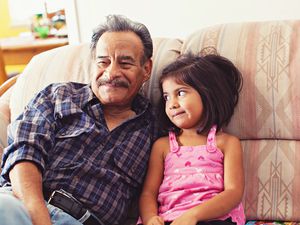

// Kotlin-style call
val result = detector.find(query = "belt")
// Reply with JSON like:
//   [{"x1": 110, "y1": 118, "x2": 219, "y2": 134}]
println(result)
[{"x1": 44, "y1": 188, "x2": 103, "y2": 225}]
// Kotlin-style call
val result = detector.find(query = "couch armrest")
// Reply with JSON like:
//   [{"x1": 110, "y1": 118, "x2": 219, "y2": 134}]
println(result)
[
  {"x1": 0, "y1": 109, "x2": 9, "y2": 150},
  {"x1": 0, "y1": 75, "x2": 18, "y2": 97},
  {"x1": 0, "y1": 77, "x2": 15, "y2": 170},
  {"x1": 0, "y1": 109, "x2": 10, "y2": 174}
]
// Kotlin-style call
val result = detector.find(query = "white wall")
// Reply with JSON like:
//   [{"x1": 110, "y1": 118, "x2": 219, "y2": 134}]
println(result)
[
  {"x1": 8, "y1": 0, "x2": 67, "y2": 26},
  {"x1": 65, "y1": 0, "x2": 300, "y2": 44}
]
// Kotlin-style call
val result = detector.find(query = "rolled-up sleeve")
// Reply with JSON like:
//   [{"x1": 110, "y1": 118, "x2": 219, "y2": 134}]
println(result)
[{"x1": 1, "y1": 88, "x2": 56, "y2": 181}]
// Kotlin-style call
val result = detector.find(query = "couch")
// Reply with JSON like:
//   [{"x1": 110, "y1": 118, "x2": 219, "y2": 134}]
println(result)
[{"x1": 0, "y1": 20, "x2": 300, "y2": 224}]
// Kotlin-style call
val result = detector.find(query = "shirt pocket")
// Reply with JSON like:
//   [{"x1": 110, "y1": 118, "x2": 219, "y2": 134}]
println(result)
[
  {"x1": 53, "y1": 123, "x2": 96, "y2": 159},
  {"x1": 112, "y1": 141, "x2": 151, "y2": 187},
  {"x1": 56, "y1": 123, "x2": 95, "y2": 138}
]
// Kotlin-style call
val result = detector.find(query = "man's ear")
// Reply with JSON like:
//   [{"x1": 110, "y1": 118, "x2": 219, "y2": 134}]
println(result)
[{"x1": 143, "y1": 59, "x2": 153, "y2": 82}]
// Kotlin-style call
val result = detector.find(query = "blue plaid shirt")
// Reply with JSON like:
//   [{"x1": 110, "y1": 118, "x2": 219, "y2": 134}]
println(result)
[{"x1": 1, "y1": 82, "x2": 158, "y2": 224}]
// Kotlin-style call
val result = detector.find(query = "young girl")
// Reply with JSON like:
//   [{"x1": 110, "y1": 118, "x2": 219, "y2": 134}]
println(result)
[{"x1": 138, "y1": 52, "x2": 245, "y2": 225}]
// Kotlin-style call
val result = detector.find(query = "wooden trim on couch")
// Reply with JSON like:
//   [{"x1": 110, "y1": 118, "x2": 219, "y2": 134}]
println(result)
[
  {"x1": 0, "y1": 74, "x2": 18, "y2": 97},
  {"x1": 0, "y1": 48, "x2": 8, "y2": 85}
]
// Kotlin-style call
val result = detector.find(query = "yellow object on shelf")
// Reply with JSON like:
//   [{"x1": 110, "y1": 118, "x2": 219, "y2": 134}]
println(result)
[{"x1": 5, "y1": 64, "x2": 26, "y2": 76}]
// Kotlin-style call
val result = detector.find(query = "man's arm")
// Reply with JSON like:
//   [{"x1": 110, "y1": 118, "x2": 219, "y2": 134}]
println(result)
[
  {"x1": 2, "y1": 84, "x2": 77, "y2": 225},
  {"x1": 9, "y1": 161, "x2": 52, "y2": 225}
]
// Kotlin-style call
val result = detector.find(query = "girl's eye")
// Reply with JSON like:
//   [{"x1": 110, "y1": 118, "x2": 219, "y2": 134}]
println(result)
[
  {"x1": 178, "y1": 90, "x2": 186, "y2": 96},
  {"x1": 163, "y1": 94, "x2": 170, "y2": 101}
]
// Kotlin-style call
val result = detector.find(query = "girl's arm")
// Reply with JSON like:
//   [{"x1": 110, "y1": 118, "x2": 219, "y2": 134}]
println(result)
[
  {"x1": 139, "y1": 137, "x2": 167, "y2": 225},
  {"x1": 171, "y1": 134, "x2": 244, "y2": 225}
]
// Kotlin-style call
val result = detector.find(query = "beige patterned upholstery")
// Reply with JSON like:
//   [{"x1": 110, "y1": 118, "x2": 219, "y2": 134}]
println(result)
[
  {"x1": 1, "y1": 20, "x2": 300, "y2": 223},
  {"x1": 181, "y1": 20, "x2": 300, "y2": 222}
]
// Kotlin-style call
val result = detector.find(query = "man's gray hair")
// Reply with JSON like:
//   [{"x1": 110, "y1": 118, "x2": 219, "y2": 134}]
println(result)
[{"x1": 90, "y1": 15, "x2": 153, "y2": 64}]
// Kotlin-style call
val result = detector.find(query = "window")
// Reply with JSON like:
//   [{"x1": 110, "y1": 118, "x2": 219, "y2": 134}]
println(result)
[{"x1": 8, "y1": 0, "x2": 66, "y2": 26}]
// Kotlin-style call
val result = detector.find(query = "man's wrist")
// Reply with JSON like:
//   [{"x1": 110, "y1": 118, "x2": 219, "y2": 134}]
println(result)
[{"x1": 26, "y1": 201, "x2": 52, "y2": 225}]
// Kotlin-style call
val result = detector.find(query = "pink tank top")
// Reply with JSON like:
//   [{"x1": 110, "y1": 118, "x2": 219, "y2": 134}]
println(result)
[{"x1": 157, "y1": 125, "x2": 245, "y2": 224}]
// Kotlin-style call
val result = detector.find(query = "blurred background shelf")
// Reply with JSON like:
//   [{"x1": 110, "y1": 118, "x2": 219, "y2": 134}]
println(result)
[
  {"x1": 0, "y1": 37, "x2": 68, "y2": 84},
  {"x1": 1, "y1": 37, "x2": 68, "y2": 65}
]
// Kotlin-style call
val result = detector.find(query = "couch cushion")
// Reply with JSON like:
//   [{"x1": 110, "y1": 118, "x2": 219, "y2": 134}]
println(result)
[
  {"x1": 242, "y1": 139, "x2": 300, "y2": 221},
  {"x1": 141, "y1": 37, "x2": 182, "y2": 106},
  {"x1": 182, "y1": 20, "x2": 300, "y2": 141},
  {"x1": 182, "y1": 20, "x2": 300, "y2": 222},
  {"x1": 246, "y1": 221, "x2": 300, "y2": 225},
  {"x1": 9, "y1": 43, "x2": 93, "y2": 121}
]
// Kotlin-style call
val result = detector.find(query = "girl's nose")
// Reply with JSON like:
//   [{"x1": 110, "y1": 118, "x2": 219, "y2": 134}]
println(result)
[{"x1": 169, "y1": 100, "x2": 179, "y2": 109}]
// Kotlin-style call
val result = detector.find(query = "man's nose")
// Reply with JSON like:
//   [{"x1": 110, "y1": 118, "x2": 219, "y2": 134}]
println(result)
[{"x1": 105, "y1": 62, "x2": 120, "y2": 79}]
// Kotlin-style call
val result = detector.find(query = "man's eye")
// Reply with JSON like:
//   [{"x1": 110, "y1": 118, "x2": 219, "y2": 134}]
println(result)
[
  {"x1": 120, "y1": 64, "x2": 132, "y2": 70},
  {"x1": 97, "y1": 61, "x2": 108, "y2": 67},
  {"x1": 120, "y1": 62, "x2": 132, "y2": 67}
]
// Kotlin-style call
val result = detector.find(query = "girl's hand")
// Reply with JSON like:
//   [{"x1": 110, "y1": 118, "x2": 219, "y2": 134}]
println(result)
[
  {"x1": 145, "y1": 215, "x2": 165, "y2": 225},
  {"x1": 170, "y1": 211, "x2": 198, "y2": 225}
]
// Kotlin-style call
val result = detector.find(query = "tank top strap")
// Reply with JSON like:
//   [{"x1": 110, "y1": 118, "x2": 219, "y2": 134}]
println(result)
[
  {"x1": 169, "y1": 131, "x2": 180, "y2": 153},
  {"x1": 206, "y1": 125, "x2": 217, "y2": 153}
]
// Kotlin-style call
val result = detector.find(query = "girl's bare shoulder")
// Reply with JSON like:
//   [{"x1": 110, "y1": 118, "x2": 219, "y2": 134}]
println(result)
[
  {"x1": 153, "y1": 135, "x2": 169, "y2": 146},
  {"x1": 216, "y1": 131, "x2": 241, "y2": 152},
  {"x1": 152, "y1": 136, "x2": 171, "y2": 158}
]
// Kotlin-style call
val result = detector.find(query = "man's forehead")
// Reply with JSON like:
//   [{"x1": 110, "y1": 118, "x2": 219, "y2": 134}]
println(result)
[
  {"x1": 96, "y1": 31, "x2": 143, "y2": 57},
  {"x1": 96, "y1": 49, "x2": 137, "y2": 60}
]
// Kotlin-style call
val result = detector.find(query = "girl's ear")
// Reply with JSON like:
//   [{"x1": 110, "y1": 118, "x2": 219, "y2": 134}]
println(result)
[{"x1": 142, "y1": 59, "x2": 153, "y2": 82}]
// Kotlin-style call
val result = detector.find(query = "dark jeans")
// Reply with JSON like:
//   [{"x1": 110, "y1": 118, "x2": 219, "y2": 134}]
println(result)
[
  {"x1": 139, "y1": 218, "x2": 236, "y2": 225},
  {"x1": 164, "y1": 219, "x2": 236, "y2": 225}
]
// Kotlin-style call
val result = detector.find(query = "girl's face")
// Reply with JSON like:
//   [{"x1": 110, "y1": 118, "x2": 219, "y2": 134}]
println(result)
[{"x1": 162, "y1": 77, "x2": 203, "y2": 130}]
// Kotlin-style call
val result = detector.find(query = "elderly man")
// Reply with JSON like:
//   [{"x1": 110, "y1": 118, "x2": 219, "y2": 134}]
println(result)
[{"x1": 0, "y1": 15, "x2": 158, "y2": 225}]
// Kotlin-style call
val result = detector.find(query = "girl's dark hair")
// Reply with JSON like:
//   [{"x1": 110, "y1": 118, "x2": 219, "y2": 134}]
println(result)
[
  {"x1": 158, "y1": 51, "x2": 243, "y2": 134},
  {"x1": 90, "y1": 15, "x2": 153, "y2": 64}
]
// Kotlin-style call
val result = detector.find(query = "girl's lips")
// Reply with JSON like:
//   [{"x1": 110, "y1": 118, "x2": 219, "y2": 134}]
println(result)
[{"x1": 171, "y1": 111, "x2": 185, "y2": 118}]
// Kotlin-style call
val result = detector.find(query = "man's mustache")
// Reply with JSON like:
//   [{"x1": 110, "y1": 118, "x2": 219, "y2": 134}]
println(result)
[{"x1": 97, "y1": 78, "x2": 130, "y2": 88}]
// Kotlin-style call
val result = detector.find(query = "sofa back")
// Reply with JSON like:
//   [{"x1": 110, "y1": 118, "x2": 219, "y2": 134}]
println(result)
[
  {"x1": 175, "y1": 20, "x2": 300, "y2": 222},
  {"x1": 3, "y1": 20, "x2": 300, "y2": 222}
]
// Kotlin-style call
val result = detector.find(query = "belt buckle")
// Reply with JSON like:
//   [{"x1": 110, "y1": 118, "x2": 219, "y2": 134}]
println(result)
[
  {"x1": 47, "y1": 189, "x2": 71, "y2": 204},
  {"x1": 78, "y1": 210, "x2": 91, "y2": 223},
  {"x1": 47, "y1": 189, "x2": 102, "y2": 224},
  {"x1": 47, "y1": 189, "x2": 84, "y2": 219}
]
